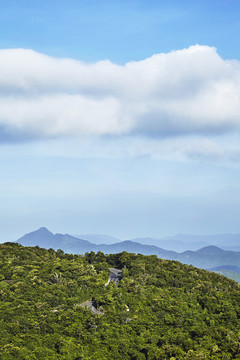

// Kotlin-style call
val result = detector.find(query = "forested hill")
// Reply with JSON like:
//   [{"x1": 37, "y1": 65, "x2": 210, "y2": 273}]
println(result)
[{"x1": 1, "y1": 243, "x2": 240, "y2": 359}]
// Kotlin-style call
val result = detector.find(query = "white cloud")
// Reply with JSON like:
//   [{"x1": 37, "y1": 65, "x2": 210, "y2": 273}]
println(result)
[{"x1": 0, "y1": 45, "x2": 240, "y2": 140}]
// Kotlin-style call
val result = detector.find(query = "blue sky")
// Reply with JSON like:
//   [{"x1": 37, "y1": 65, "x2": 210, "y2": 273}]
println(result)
[
  {"x1": 0, "y1": 0, "x2": 240, "y2": 241},
  {"x1": 1, "y1": 0, "x2": 240, "y2": 62}
]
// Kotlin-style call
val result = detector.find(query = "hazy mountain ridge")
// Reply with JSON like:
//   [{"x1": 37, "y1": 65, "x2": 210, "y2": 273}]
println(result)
[
  {"x1": 17, "y1": 227, "x2": 99, "y2": 254},
  {"x1": 17, "y1": 228, "x2": 168, "y2": 256},
  {"x1": 16, "y1": 228, "x2": 240, "y2": 280},
  {"x1": 77, "y1": 233, "x2": 240, "y2": 252},
  {"x1": 161, "y1": 246, "x2": 240, "y2": 269},
  {"x1": 208, "y1": 265, "x2": 240, "y2": 274},
  {"x1": 132, "y1": 233, "x2": 240, "y2": 252},
  {"x1": 75, "y1": 234, "x2": 121, "y2": 244}
]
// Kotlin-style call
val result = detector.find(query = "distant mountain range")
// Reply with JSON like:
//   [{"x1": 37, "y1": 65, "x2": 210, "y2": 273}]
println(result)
[
  {"x1": 17, "y1": 227, "x2": 98, "y2": 254},
  {"x1": 75, "y1": 233, "x2": 240, "y2": 252},
  {"x1": 74, "y1": 234, "x2": 121, "y2": 245},
  {"x1": 16, "y1": 228, "x2": 240, "y2": 277},
  {"x1": 17, "y1": 227, "x2": 168, "y2": 256}
]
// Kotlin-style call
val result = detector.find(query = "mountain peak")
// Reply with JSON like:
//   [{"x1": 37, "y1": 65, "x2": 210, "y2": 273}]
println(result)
[
  {"x1": 38, "y1": 227, "x2": 52, "y2": 233},
  {"x1": 197, "y1": 245, "x2": 225, "y2": 254},
  {"x1": 17, "y1": 227, "x2": 55, "y2": 247}
]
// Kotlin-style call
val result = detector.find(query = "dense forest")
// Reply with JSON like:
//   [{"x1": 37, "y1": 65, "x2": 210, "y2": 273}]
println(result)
[{"x1": 1, "y1": 243, "x2": 240, "y2": 359}]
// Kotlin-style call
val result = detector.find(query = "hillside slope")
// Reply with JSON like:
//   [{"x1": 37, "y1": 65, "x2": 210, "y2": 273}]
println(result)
[{"x1": 1, "y1": 243, "x2": 240, "y2": 359}]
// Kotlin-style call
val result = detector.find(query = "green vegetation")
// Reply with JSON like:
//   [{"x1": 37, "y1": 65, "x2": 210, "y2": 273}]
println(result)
[{"x1": 1, "y1": 243, "x2": 240, "y2": 359}]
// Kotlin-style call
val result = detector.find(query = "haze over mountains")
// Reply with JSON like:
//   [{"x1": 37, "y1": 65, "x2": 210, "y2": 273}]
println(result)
[
  {"x1": 17, "y1": 227, "x2": 168, "y2": 256},
  {"x1": 75, "y1": 232, "x2": 240, "y2": 252},
  {"x1": 16, "y1": 228, "x2": 240, "y2": 281}
]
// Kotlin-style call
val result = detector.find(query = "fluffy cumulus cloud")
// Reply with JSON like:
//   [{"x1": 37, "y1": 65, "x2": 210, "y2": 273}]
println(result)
[{"x1": 0, "y1": 45, "x2": 240, "y2": 141}]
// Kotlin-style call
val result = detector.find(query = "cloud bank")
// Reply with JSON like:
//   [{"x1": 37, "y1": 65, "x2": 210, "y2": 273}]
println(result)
[{"x1": 0, "y1": 45, "x2": 240, "y2": 141}]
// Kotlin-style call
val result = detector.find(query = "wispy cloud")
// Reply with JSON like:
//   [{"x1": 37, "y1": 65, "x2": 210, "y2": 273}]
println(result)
[{"x1": 0, "y1": 45, "x2": 240, "y2": 141}]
